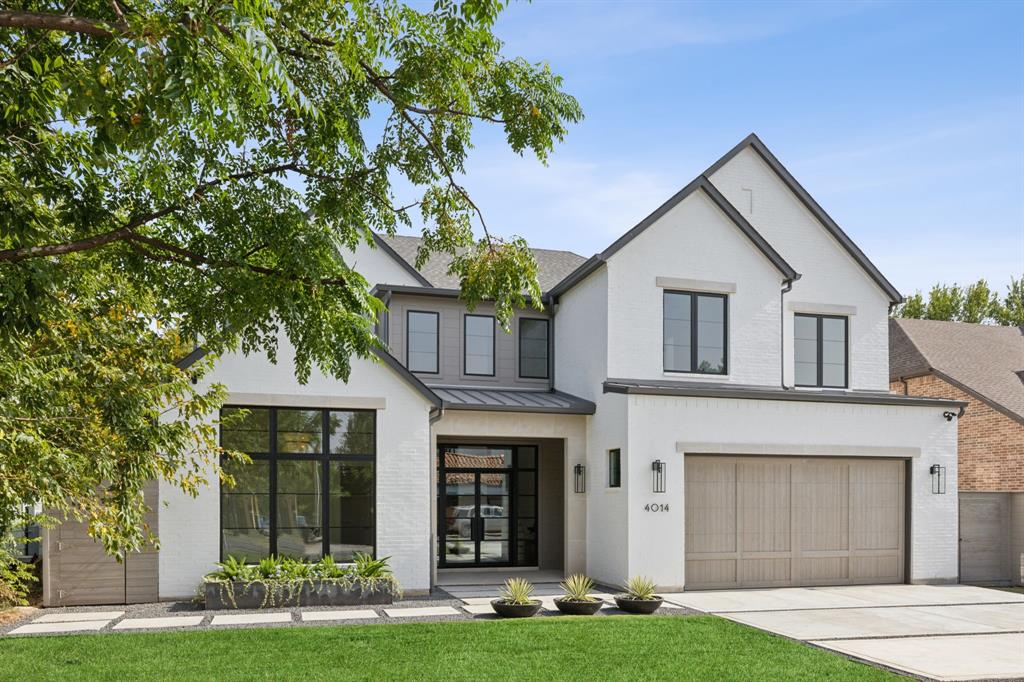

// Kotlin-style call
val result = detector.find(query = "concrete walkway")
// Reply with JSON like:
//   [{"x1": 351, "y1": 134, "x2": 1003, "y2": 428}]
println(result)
[
  {"x1": 662, "y1": 585, "x2": 1024, "y2": 681},
  {"x1": 2, "y1": 589, "x2": 691, "y2": 638}
]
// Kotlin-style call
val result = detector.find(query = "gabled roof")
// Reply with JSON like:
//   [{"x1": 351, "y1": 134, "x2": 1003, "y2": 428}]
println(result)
[
  {"x1": 890, "y1": 318, "x2": 1024, "y2": 424},
  {"x1": 705, "y1": 133, "x2": 902, "y2": 304},
  {"x1": 377, "y1": 234, "x2": 587, "y2": 292},
  {"x1": 548, "y1": 175, "x2": 799, "y2": 299}
]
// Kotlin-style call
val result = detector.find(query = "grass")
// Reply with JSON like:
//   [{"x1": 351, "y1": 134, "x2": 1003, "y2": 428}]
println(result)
[{"x1": 0, "y1": 615, "x2": 901, "y2": 682}]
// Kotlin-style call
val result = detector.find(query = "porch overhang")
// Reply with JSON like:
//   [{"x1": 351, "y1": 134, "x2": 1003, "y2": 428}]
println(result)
[{"x1": 434, "y1": 387, "x2": 596, "y2": 415}]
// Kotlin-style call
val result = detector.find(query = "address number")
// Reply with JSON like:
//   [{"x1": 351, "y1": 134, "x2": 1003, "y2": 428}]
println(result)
[{"x1": 644, "y1": 503, "x2": 669, "y2": 512}]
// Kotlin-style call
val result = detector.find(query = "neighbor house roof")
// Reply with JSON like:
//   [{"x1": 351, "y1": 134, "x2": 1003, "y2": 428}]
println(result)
[
  {"x1": 890, "y1": 318, "x2": 1024, "y2": 423},
  {"x1": 377, "y1": 234, "x2": 587, "y2": 292}
]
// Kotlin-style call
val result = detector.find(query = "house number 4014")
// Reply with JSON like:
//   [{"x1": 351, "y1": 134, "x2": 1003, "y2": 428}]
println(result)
[{"x1": 644, "y1": 503, "x2": 669, "y2": 512}]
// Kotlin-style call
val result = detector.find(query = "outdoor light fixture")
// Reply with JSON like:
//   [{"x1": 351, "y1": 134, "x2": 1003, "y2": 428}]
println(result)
[
  {"x1": 929, "y1": 464, "x2": 947, "y2": 495},
  {"x1": 652, "y1": 459, "x2": 666, "y2": 494},
  {"x1": 574, "y1": 463, "x2": 586, "y2": 494},
  {"x1": 943, "y1": 411, "x2": 956, "y2": 422}
]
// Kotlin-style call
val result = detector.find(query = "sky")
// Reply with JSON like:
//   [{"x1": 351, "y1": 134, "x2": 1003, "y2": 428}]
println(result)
[{"x1": 397, "y1": 0, "x2": 1024, "y2": 298}]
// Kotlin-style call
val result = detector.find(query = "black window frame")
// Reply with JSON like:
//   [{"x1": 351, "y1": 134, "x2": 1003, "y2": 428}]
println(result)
[
  {"x1": 794, "y1": 313, "x2": 849, "y2": 389},
  {"x1": 218, "y1": 406, "x2": 377, "y2": 563},
  {"x1": 663, "y1": 290, "x2": 729, "y2": 375},
  {"x1": 406, "y1": 310, "x2": 440, "y2": 375},
  {"x1": 607, "y1": 448, "x2": 621, "y2": 488},
  {"x1": 463, "y1": 313, "x2": 496, "y2": 377},
  {"x1": 518, "y1": 317, "x2": 550, "y2": 380}
]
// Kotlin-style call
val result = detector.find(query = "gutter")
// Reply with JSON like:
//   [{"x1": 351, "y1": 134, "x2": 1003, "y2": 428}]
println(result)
[{"x1": 779, "y1": 275, "x2": 801, "y2": 389}]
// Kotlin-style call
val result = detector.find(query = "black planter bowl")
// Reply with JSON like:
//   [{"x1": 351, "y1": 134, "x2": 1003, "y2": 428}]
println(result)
[
  {"x1": 614, "y1": 596, "x2": 663, "y2": 614},
  {"x1": 554, "y1": 598, "x2": 604, "y2": 616},
  {"x1": 491, "y1": 599, "x2": 543, "y2": 618}
]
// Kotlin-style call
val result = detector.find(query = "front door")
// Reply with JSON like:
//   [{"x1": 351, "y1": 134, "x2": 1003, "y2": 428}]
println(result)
[{"x1": 438, "y1": 445, "x2": 537, "y2": 568}]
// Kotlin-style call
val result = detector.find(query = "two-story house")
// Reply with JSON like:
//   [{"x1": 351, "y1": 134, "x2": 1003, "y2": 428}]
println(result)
[{"x1": 42, "y1": 134, "x2": 966, "y2": 605}]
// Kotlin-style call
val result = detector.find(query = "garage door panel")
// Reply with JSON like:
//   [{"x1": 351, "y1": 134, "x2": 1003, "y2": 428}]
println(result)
[
  {"x1": 685, "y1": 460, "x2": 736, "y2": 554},
  {"x1": 685, "y1": 456, "x2": 905, "y2": 590},
  {"x1": 738, "y1": 462, "x2": 791, "y2": 553}
]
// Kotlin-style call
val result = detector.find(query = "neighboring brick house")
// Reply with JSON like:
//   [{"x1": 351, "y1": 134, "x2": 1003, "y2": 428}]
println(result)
[{"x1": 890, "y1": 318, "x2": 1024, "y2": 585}]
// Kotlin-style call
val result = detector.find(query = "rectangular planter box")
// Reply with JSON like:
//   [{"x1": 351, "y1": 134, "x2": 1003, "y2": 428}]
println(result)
[{"x1": 205, "y1": 580, "x2": 395, "y2": 610}]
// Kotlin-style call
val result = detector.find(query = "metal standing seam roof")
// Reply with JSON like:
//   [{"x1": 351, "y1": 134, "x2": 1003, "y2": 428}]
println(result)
[
  {"x1": 890, "y1": 318, "x2": 1024, "y2": 424},
  {"x1": 432, "y1": 386, "x2": 596, "y2": 415}
]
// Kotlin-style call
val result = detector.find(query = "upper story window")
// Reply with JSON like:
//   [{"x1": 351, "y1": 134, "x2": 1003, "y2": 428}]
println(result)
[
  {"x1": 794, "y1": 314, "x2": 848, "y2": 388},
  {"x1": 519, "y1": 318, "x2": 550, "y2": 379},
  {"x1": 663, "y1": 291, "x2": 727, "y2": 375},
  {"x1": 407, "y1": 311, "x2": 439, "y2": 374},
  {"x1": 464, "y1": 314, "x2": 495, "y2": 376},
  {"x1": 607, "y1": 449, "x2": 621, "y2": 488}
]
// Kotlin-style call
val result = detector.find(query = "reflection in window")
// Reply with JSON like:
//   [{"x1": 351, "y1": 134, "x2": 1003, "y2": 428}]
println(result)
[
  {"x1": 464, "y1": 315, "x2": 495, "y2": 376},
  {"x1": 794, "y1": 314, "x2": 848, "y2": 388},
  {"x1": 407, "y1": 311, "x2": 439, "y2": 373},
  {"x1": 519, "y1": 318, "x2": 549, "y2": 379},
  {"x1": 219, "y1": 407, "x2": 375, "y2": 561},
  {"x1": 664, "y1": 291, "x2": 727, "y2": 374}
]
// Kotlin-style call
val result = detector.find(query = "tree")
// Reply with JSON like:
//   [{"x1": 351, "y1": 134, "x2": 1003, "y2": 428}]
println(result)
[
  {"x1": 0, "y1": 0, "x2": 581, "y2": 603},
  {"x1": 994, "y1": 276, "x2": 1024, "y2": 326},
  {"x1": 893, "y1": 278, "x2": 1003, "y2": 324}
]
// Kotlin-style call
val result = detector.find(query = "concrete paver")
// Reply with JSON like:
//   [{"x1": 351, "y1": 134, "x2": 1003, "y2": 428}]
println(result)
[
  {"x1": 383, "y1": 606, "x2": 460, "y2": 618},
  {"x1": 9, "y1": 620, "x2": 111, "y2": 635},
  {"x1": 34, "y1": 611, "x2": 124, "y2": 623},
  {"x1": 300, "y1": 610, "x2": 378, "y2": 622},
  {"x1": 210, "y1": 612, "x2": 292, "y2": 626},
  {"x1": 813, "y1": 633, "x2": 1024, "y2": 681},
  {"x1": 112, "y1": 616, "x2": 204, "y2": 630}
]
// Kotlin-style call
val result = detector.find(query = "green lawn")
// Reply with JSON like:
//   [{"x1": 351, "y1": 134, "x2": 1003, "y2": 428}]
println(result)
[{"x1": 0, "y1": 615, "x2": 900, "y2": 681}]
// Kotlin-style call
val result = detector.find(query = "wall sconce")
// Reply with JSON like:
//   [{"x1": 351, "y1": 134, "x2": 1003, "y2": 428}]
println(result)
[
  {"x1": 652, "y1": 459, "x2": 666, "y2": 494},
  {"x1": 574, "y1": 463, "x2": 586, "y2": 493},
  {"x1": 929, "y1": 464, "x2": 946, "y2": 494},
  {"x1": 942, "y1": 411, "x2": 956, "y2": 422}
]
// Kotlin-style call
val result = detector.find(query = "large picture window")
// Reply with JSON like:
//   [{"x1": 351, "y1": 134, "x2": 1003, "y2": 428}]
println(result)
[
  {"x1": 794, "y1": 314, "x2": 848, "y2": 388},
  {"x1": 663, "y1": 291, "x2": 727, "y2": 374},
  {"x1": 220, "y1": 407, "x2": 375, "y2": 563}
]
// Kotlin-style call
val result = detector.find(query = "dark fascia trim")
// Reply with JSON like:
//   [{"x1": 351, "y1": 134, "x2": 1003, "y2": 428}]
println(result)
[
  {"x1": 547, "y1": 176, "x2": 798, "y2": 301},
  {"x1": 704, "y1": 133, "x2": 903, "y2": 305},
  {"x1": 371, "y1": 283, "x2": 546, "y2": 307},
  {"x1": 370, "y1": 233, "x2": 433, "y2": 287},
  {"x1": 440, "y1": 389, "x2": 596, "y2": 415},
  {"x1": 173, "y1": 343, "x2": 442, "y2": 409},
  {"x1": 602, "y1": 378, "x2": 968, "y2": 410},
  {"x1": 897, "y1": 368, "x2": 1024, "y2": 427},
  {"x1": 370, "y1": 346, "x2": 443, "y2": 408}
]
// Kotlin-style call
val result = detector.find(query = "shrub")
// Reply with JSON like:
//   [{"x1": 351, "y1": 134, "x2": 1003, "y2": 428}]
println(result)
[
  {"x1": 621, "y1": 576, "x2": 657, "y2": 601},
  {"x1": 498, "y1": 577, "x2": 536, "y2": 605},
  {"x1": 559, "y1": 574, "x2": 597, "y2": 602}
]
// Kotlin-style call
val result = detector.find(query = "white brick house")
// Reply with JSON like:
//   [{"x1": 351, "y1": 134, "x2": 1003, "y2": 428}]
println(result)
[{"x1": 43, "y1": 134, "x2": 965, "y2": 605}]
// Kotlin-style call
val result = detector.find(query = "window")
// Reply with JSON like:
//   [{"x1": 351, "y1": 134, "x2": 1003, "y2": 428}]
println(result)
[
  {"x1": 794, "y1": 314, "x2": 848, "y2": 388},
  {"x1": 519, "y1": 318, "x2": 549, "y2": 379},
  {"x1": 664, "y1": 291, "x2": 727, "y2": 374},
  {"x1": 407, "y1": 311, "x2": 439, "y2": 374},
  {"x1": 220, "y1": 407, "x2": 376, "y2": 563},
  {"x1": 464, "y1": 314, "x2": 495, "y2": 376},
  {"x1": 608, "y1": 449, "x2": 621, "y2": 488}
]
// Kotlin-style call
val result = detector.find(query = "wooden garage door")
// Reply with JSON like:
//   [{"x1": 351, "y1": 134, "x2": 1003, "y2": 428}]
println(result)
[
  {"x1": 685, "y1": 456, "x2": 905, "y2": 590},
  {"x1": 43, "y1": 481, "x2": 159, "y2": 606}
]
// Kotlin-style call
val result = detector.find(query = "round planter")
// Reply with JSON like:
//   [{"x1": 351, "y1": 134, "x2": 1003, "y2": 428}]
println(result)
[
  {"x1": 554, "y1": 598, "x2": 604, "y2": 616},
  {"x1": 491, "y1": 599, "x2": 543, "y2": 618},
  {"x1": 614, "y1": 596, "x2": 663, "y2": 614}
]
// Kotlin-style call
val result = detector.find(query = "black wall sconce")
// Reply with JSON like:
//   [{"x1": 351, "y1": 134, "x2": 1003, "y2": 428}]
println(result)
[
  {"x1": 574, "y1": 463, "x2": 586, "y2": 493},
  {"x1": 652, "y1": 459, "x2": 666, "y2": 493},
  {"x1": 929, "y1": 464, "x2": 946, "y2": 494}
]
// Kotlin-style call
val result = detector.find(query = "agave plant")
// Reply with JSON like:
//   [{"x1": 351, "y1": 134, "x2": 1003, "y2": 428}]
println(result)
[
  {"x1": 559, "y1": 574, "x2": 597, "y2": 602},
  {"x1": 621, "y1": 575, "x2": 657, "y2": 601},
  {"x1": 498, "y1": 577, "x2": 536, "y2": 605}
]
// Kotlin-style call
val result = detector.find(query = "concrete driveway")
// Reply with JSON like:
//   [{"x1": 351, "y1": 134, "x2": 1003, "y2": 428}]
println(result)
[{"x1": 663, "y1": 585, "x2": 1024, "y2": 681}]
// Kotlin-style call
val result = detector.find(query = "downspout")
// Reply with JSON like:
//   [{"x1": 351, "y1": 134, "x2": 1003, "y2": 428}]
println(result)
[{"x1": 780, "y1": 275, "x2": 801, "y2": 389}]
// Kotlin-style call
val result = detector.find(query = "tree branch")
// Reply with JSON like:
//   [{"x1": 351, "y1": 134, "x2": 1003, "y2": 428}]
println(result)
[{"x1": 0, "y1": 10, "x2": 127, "y2": 38}]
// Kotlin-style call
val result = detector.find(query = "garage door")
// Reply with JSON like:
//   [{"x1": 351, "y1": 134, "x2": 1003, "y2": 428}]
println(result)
[{"x1": 685, "y1": 456, "x2": 905, "y2": 590}]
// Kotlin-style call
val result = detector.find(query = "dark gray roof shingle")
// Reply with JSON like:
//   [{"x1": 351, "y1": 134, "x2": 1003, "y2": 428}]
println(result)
[
  {"x1": 379, "y1": 235, "x2": 587, "y2": 292},
  {"x1": 890, "y1": 318, "x2": 1024, "y2": 420}
]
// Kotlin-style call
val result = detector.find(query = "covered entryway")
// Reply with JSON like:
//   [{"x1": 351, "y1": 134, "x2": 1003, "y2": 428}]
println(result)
[{"x1": 684, "y1": 456, "x2": 905, "y2": 590}]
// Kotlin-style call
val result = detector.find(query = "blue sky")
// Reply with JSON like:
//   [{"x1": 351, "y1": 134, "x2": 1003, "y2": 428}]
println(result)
[{"x1": 399, "y1": 0, "x2": 1024, "y2": 298}]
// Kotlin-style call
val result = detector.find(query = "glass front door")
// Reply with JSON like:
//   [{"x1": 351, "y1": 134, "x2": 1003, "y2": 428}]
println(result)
[{"x1": 438, "y1": 445, "x2": 536, "y2": 568}]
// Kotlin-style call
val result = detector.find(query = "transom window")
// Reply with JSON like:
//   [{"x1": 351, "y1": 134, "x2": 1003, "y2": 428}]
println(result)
[
  {"x1": 663, "y1": 291, "x2": 727, "y2": 374},
  {"x1": 219, "y1": 407, "x2": 375, "y2": 563},
  {"x1": 464, "y1": 314, "x2": 495, "y2": 376},
  {"x1": 407, "y1": 310, "x2": 439, "y2": 374},
  {"x1": 794, "y1": 314, "x2": 848, "y2": 388},
  {"x1": 608, "y1": 449, "x2": 621, "y2": 488},
  {"x1": 518, "y1": 318, "x2": 550, "y2": 379}
]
